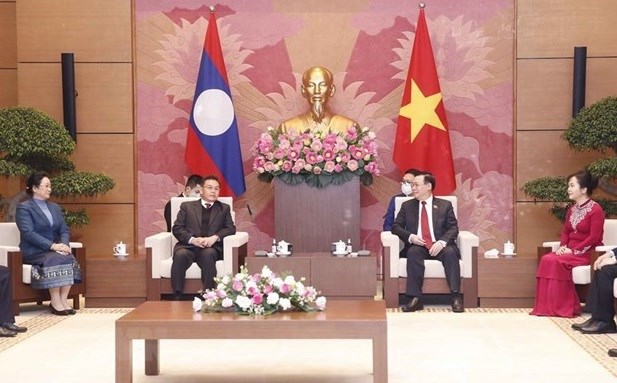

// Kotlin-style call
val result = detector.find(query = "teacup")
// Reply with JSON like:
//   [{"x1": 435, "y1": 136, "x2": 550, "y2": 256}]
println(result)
[
  {"x1": 277, "y1": 240, "x2": 290, "y2": 254},
  {"x1": 503, "y1": 241, "x2": 515, "y2": 255},
  {"x1": 334, "y1": 240, "x2": 346, "y2": 254},
  {"x1": 113, "y1": 242, "x2": 127, "y2": 256}
]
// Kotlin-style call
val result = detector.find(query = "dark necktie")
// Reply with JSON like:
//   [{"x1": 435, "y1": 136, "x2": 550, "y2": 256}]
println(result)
[
  {"x1": 420, "y1": 201, "x2": 433, "y2": 249},
  {"x1": 205, "y1": 203, "x2": 212, "y2": 209}
]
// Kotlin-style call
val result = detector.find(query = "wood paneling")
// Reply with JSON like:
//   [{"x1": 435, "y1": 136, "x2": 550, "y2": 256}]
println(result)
[
  {"x1": 66, "y1": 133, "x2": 134, "y2": 204},
  {"x1": 63, "y1": 203, "x2": 134, "y2": 257},
  {"x1": 17, "y1": 63, "x2": 132, "y2": 133},
  {"x1": 516, "y1": 202, "x2": 563, "y2": 256},
  {"x1": 518, "y1": 0, "x2": 617, "y2": 58},
  {"x1": 0, "y1": 70, "x2": 17, "y2": 107},
  {"x1": 517, "y1": 58, "x2": 617, "y2": 130},
  {"x1": 16, "y1": 0, "x2": 131, "y2": 63},
  {"x1": 516, "y1": 131, "x2": 607, "y2": 200},
  {"x1": 0, "y1": 3, "x2": 16, "y2": 68}
]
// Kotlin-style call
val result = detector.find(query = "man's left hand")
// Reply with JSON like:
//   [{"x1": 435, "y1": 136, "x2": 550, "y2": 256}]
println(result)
[
  {"x1": 428, "y1": 241, "x2": 445, "y2": 257},
  {"x1": 202, "y1": 235, "x2": 219, "y2": 248}
]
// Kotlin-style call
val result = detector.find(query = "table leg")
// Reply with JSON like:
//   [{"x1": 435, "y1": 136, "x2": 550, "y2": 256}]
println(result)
[
  {"x1": 145, "y1": 339, "x2": 160, "y2": 375},
  {"x1": 372, "y1": 330, "x2": 388, "y2": 383},
  {"x1": 115, "y1": 329, "x2": 132, "y2": 383}
]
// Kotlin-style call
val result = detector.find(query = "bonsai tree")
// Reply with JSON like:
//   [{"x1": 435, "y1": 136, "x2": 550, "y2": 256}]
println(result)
[
  {"x1": 0, "y1": 107, "x2": 115, "y2": 227},
  {"x1": 523, "y1": 96, "x2": 617, "y2": 221}
]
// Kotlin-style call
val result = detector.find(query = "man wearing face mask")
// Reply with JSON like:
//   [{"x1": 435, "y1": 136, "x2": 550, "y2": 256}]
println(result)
[
  {"x1": 383, "y1": 169, "x2": 423, "y2": 231},
  {"x1": 164, "y1": 174, "x2": 204, "y2": 232}
]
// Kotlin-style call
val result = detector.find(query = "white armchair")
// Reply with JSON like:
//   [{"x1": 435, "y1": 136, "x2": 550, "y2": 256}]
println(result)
[
  {"x1": 0, "y1": 222, "x2": 86, "y2": 315},
  {"x1": 381, "y1": 196, "x2": 479, "y2": 308},
  {"x1": 538, "y1": 219, "x2": 617, "y2": 301},
  {"x1": 145, "y1": 197, "x2": 248, "y2": 300}
]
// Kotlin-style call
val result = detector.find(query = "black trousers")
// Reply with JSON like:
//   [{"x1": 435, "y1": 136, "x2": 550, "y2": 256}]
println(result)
[
  {"x1": 405, "y1": 244, "x2": 460, "y2": 298},
  {"x1": 0, "y1": 266, "x2": 15, "y2": 324},
  {"x1": 586, "y1": 264, "x2": 617, "y2": 322},
  {"x1": 171, "y1": 247, "x2": 220, "y2": 293}
]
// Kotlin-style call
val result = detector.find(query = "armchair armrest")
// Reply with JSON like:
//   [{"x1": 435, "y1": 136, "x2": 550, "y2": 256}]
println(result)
[
  {"x1": 596, "y1": 245, "x2": 616, "y2": 253},
  {"x1": 381, "y1": 231, "x2": 400, "y2": 278},
  {"x1": 145, "y1": 232, "x2": 173, "y2": 279},
  {"x1": 537, "y1": 241, "x2": 559, "y2": 264},
  {"x1": 0, "y1": 245, "x2": 20, "y2": 267},
  {"x1": 69, "y1": 242, "x2": 83, "y2": 249},
  {"x1": 223, "y1": 232, "x2": 249, "y2": 274},
  {"x1": 457, "y1": 231, "x2": 479, "y2": 278},
  {"x1": 542, "y1": 241, "x2": 560, "y2": 251}
]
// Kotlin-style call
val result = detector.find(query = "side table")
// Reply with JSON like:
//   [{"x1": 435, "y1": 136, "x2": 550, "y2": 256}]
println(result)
[
  {"x1": 478, "y1": 255, "x2": 536, "y2": 308},
  {"x1": 246, "y1": 253, "x2": 376, "y2": 299},
  {"x1": 86, "y1": 256, "x2": 147, "y2": 308}
]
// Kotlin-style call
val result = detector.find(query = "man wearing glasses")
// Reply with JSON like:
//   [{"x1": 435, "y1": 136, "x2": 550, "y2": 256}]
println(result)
[
  {"x1": 171, "y1": 175, "x2": 236, "y2": 300},
  {"x1": 382, "y1": 168, "x2": 423, "y2": 231}
]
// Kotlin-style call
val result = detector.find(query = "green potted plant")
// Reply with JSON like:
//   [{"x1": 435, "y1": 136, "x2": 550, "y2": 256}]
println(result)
[
  {"x1": 0, "y1": 107, "x2": 115, "y2": 228},
  {"x1": 523, "y1": 96, "x2": 617, "y2": 220}
]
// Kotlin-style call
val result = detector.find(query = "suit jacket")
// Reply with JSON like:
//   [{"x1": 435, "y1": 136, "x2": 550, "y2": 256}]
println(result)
[
  {"x1": 172, "y1": 199, "x2": 236, "y2": 255},
  {"x1": 15, "y1": 198, "x2": 70, "y2": 258},
  {"x1": 391, "y1": 197, "x2": 459, "y2": 256}
]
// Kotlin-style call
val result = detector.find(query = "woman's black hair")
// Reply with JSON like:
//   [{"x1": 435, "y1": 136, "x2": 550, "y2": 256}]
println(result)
[
  {"x1": 25, "y1": 171, "x2": 50, "y2": 196},
  {"x1": 567, "y1": 169, "x2": 599, "y2": 197}
]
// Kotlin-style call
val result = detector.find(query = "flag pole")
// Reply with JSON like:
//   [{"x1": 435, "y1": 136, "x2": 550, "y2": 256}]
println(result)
[{"x1": 419, "y1": 2, "x2": 425, "y2": 9}]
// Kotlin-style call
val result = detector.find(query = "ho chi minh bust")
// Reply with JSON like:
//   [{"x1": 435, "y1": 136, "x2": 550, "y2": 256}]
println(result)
[{"x1": 279, "y1": 66, "x2": 359, "y2": 134}]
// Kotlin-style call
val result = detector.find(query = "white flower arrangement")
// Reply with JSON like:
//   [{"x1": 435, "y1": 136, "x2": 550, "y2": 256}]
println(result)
[{"x1": 193, "y1": 265, "x2": 327, "y2": 315}]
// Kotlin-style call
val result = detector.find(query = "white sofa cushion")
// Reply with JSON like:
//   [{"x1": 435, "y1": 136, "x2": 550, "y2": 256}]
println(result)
[
  {"x1": 572, "y1": 265, "x2": 591, "y2": 285},
  {"x1": 398, "y1": 258, "x2": 465, "y2": 278},
  {"x1": 159, "y1": 258, "x2": 225, "y2": 279}
]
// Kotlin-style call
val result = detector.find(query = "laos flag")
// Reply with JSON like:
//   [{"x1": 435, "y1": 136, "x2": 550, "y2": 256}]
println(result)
[{"x1": 185, "y1": 10, "x2": 246, "y2": 197}]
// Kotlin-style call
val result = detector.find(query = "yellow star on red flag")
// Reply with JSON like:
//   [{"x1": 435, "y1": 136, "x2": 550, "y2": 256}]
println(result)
[
  {"x1": 399, "y1": 79, "x2": 445, "y2": 142},
  {"x1": 393, "y1": 7, "x2": 456, "y2": 195}
]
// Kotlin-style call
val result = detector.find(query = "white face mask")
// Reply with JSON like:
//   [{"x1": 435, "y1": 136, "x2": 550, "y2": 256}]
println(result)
[
  {"x1": 401, "y1": 183, "x2": 412, "y2": 196},
  {"x1": 186, "y1": 187, "x2": 201, "y2": 198}
]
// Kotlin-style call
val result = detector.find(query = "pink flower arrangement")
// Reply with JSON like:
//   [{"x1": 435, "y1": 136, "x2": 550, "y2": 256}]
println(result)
[
  {"x1": 251, "y1": 125, "x2": 381, "y2": 188},
  {"x1": 194, "y1": 265, "x2": 327, "y2": 315}
]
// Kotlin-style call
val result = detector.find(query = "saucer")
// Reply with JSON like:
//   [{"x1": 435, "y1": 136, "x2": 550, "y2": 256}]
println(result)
[
  {"x1": 114, "y1": 253, "x2": 129, "y2": 258},
  {"x1": 500, "y1": 252, "x2": 516, "y2": 256},
  {"x1": 332, "y1": 251, "x2": 348, "y2": 256},
  {"x1": 276, "y1": 251, "x2": 291, "y2": 256}
]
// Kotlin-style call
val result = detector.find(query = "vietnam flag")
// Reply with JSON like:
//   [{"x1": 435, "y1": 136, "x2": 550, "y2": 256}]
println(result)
[
  {"x1": 393, "y1": 7, "x2": 456, "y2": 195},
  {"x1": 185, "y1": 10, "x2": 246, "y2": 197}
]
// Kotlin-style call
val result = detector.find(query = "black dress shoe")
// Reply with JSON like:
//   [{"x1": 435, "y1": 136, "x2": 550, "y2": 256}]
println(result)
[
  {"x1": 452, "y1": 295, "x2": 465, "y2": 313},
  {"x1": 0, "y1": 327, "x2": 16, "y2": 337},
  {"x1": 2, "y1": 323, "x2": 27, "y2": 333},
  {"x1": 608, "y1": 349, "x2": 617, "y2": 357},
  {"x1": 66, "y1": 308, "x2": 76, "y2": 315},
  {"x1": 580, "y1": 320, "x2": 617, "y2": 334},
  {"x1": 572, "y1": 317, "x2": 594, "y2": 331},
  {"x1": 173, "y1": 293, "x2": 183, "y2": 301},
  {"x1": 50, "y1": 304, "x2": 71, "y2": 316},
  {"x1": 401, "y1": 297, "x2": 423, "y2": 312}
]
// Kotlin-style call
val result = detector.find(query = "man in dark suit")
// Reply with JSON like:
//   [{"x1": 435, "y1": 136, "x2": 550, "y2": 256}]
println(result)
[
  {"x1": 0, "y1": 266, "x2": 28, "y2": 337},
  {"x1": 572, "y1": 248, "x2": 617, "y2": 355},
  {"x1": 164, "y1": 174, "x2": 204, "y2": 232},
  {"x1": 171, "y1": 175, "x2": 236, "y2": 300},
  {"x1": 392, "y1": 173, "x2": 463, "y2": 313}
]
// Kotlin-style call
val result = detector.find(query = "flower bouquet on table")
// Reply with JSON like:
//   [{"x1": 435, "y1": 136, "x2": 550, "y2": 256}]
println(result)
[
  {"x1": 193, "y1": 265, "x2": 327, "y2": 315},
  {"x1": 251, "y1": 125, "x2": 380, "y2": 188}
]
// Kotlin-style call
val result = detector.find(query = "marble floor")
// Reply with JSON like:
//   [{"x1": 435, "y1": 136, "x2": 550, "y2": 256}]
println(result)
[{"x1": 1, "y1": 303, "x2": 617, "y2": 383}]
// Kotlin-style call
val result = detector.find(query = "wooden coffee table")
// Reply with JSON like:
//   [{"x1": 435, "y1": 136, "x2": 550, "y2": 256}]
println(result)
[{"x1": 115, "y1": 300, "x2": 388, "y2": 382}]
